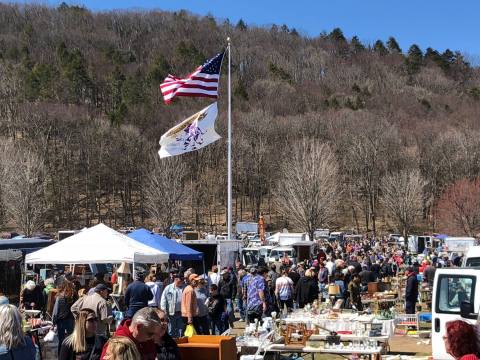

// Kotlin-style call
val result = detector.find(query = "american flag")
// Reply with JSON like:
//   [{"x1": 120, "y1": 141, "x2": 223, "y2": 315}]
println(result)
[{"x1": 160, "y1": 52, "x2": 225, "y2": 104}]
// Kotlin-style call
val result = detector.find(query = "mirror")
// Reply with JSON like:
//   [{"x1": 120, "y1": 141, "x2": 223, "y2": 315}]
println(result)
[{"x1": 460, "y1": 301, "x2": 474, "y2": 318}]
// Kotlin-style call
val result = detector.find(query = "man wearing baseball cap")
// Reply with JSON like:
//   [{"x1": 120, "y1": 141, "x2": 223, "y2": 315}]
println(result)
[
  {"x1": 71, "y1": 283, "x2": 113, "y2": 336},
  {"x1": 160, "y1": 273, "x2": 184, "y2": 338},
  {"x1": 181, "y1": 273, "x2": 202, "y2": 333}
]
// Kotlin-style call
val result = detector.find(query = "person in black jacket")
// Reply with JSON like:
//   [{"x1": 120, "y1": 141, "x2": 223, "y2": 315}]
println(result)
[
  {"x1": 53, "y1": 280, "x2": 77, "y2": 355},
  {"x1": 124, "y1": 271, "x2": 153, "y2": 318},
  {"x1": 405, "y1": 267, "x2": 419, "y2": 314},
  {"x1": 20, "y1": 280, "x2": 44, "y2": 311},
  {"x1": 155, "y1": 309, "x2": 181, "y2": 360},
  {"x1": 218, "y1": 270, "x2": 236, "y2": 328},
  {"x1": 288, "y1": 266, "x2": 301, "y2": 301},
  {"x1": 359, "y1": 265, "x2": 376, "y2": 291},
  {"x1": 206, "y1": 284, "x2": 226, "y2": 335},
  {"x1": 295, "y1": 269, "x2": 319, "y2": 308}
]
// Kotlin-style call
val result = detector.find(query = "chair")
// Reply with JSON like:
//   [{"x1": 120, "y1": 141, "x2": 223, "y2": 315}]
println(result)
[
  {"x1": 394, "y1": 313, "x2": 419, "y2": 335},
  {"x1": 176, "y1": 335, "x2": 236, "y2": 360}
]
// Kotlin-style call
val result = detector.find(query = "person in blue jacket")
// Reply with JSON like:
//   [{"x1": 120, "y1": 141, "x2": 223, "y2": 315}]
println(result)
[
  {"x1": 0, "y1": 304, "x2": 36, "y2": 360},
  {"x1": 124, "y1": 271, "x2": 154, "y2": 318}
]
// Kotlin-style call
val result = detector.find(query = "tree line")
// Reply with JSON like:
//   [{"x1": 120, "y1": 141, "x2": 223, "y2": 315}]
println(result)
[{"x1": 0, "y1": 3, "x2": 479, "y2": 237}]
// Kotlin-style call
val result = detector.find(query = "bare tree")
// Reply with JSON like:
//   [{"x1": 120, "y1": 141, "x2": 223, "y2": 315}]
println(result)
[
  {"x1": 436, "y1": 178, "x2": 480, "y2": 236},
  {"x1": 0, "y1": 143, "x2": 47, "y2": 236},
  {"x1": 144, "y1": 156, "x2": 186, "y2": 236},
  {"x1": 381, "y1": 169, "x2": 426, "y2": 238},
  {"x1": 274, "y1": 139, "x2": 339, "y2": 241}
]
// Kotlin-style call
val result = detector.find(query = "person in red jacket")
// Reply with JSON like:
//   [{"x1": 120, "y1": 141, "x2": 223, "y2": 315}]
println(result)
[{"x1": 100, "y1": 307, "x2": 161, "y2": 360}]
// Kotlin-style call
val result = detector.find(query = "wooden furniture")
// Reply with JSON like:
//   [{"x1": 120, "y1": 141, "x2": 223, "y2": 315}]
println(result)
[
  {"x1": 176, "y1": 335, "x2": 236, "y2": 360},
  {"x1": 285, "y1": 323, "x2": 314, "y2": 346}
]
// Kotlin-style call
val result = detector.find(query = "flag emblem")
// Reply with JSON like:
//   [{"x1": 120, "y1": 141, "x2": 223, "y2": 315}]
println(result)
[
  {"x1": 160, "y1": 52, "x2": 225, "y2": 104},
  {"x1": 158, "y1": 102, "x2": 221, "y2": 158}
]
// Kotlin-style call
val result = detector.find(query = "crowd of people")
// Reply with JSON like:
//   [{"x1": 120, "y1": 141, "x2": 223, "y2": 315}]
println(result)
[{"x1": 0, "y1": 235, "x2": 477, "y2": 359}]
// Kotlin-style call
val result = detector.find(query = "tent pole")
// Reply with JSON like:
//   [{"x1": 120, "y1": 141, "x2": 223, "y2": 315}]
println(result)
[{"x1": 132, "y1": 258, "x2": 136, "y2": 280}]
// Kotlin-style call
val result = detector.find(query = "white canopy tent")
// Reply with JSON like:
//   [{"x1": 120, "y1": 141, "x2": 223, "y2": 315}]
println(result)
[{"x1": 25, "y1": 223, "x2": 169, "y2": 264}]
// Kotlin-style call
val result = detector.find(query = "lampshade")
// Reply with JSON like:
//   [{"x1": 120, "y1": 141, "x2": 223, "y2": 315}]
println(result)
[
  {"x1": 117, "y1": 262, "x2": 131, "y2": 274},
  {"x1": 328, "y1": 284, "x2": 340, "y2": 296}
]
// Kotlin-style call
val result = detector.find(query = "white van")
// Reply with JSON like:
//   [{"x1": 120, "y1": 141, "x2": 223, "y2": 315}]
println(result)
[
  {"x1": 432, "y1": 268, "x2": 480, "y2": 359},
  {"x1": 268, "y1": 246, "x2": 297, "y2": 263},
  {"x1": 463, "y1": 246, "x2": 480, "y2": 267}
]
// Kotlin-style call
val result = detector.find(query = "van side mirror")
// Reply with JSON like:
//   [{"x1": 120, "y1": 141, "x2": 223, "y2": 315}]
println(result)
[{"x1": 460, "y1": 301, "x2": 474, "y2": 319}]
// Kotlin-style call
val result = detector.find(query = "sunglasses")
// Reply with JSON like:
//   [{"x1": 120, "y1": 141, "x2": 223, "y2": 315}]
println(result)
[{"x1": 86, "y1": 317, "x2": 98, "y2": 323}]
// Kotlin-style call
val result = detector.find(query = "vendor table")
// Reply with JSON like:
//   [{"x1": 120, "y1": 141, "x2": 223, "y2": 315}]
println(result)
[
  {"x1": 266, "y1": 343, "x2": 382, "y2": 360},
  {"x1": 284, "y1": 313, "x2": 396, "y2": 338}
]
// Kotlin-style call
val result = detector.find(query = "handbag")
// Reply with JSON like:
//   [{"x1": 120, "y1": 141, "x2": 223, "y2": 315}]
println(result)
[
  {"x1": 184, "y1": 324, "x2": 197, "y2": 337},
  {"x1": 43, "y1": 328, "x2": 57, "y2": 342}
]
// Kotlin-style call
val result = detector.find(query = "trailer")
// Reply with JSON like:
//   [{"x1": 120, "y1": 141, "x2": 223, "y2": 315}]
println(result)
[{"x1": 178, "y1": 239, "x2": 243, "y2": 270}]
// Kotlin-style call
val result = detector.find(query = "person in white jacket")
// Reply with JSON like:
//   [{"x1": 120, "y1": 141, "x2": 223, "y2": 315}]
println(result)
[{"x1": 145, "y1": 274, "x2": 163, "y2": 308}]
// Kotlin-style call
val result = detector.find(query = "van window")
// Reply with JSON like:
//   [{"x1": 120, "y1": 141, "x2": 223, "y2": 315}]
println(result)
[
  {"x1": 436, "y1": 275, "x2": 475, "y2": 313},
  {"x1": 466, "y1": 257, "x2": 480, "y2": 268}
]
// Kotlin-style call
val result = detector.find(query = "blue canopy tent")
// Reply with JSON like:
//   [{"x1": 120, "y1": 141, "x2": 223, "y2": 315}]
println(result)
[{"x1": 127, "y1": 229, "x2": 203, "y2": 261}]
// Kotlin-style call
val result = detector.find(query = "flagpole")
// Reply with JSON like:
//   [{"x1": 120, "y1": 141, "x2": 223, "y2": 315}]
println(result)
[{"x1": 227, "y1": 37, "x2": 232, "y2": 243}]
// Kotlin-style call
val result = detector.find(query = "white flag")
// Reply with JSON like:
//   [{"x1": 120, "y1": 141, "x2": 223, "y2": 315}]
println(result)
[{"x1": 158, "y1": 102, "x2": 221, "y2": 158}]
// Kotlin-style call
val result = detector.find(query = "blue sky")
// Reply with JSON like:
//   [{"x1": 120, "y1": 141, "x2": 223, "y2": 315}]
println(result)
[{"x1": 19, "y1": 0, "x2": 480, "y2": 60}]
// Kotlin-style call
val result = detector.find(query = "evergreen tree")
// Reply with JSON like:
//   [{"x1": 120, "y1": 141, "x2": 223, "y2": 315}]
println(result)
[
  {"x1": 148, "y1": 54, "x2": 172, "y2": 84},
  {"x1": 442, "y1": 49, "x2": 455, "y2": 63},
  {"x1": 57, "y1": 43, "x2": 92, "y2": 103},
  {"x1": 386, "y1": 36, "x2": 402, "y2": 53},
  {"x1": 176, "y1": 41, "x2": 205, "y2": 68},
  {"x1": 290, "y1": 28, "x2": 299, "y2": 36},
  {"x1": 405, "y1": 44, "x2": 424, "y2": 75},
  {"x1": 424, "y1": 47, "x2": 441, "y2": 62},
  {"x1": 373, "y1": 40, "x2": 388, "y2": 56},
  {"x1": 236, "y1": 19, "x2": 247, "y2": 31},
  {"x1": 108, "y1": 66, "x2": 127, "y2": 125},
  {"x1": 350, "y1": 36, "x2": 365, "y2": 53},
  {"x1": 329, "y1": 27, "x2": 346, "y2": 42},
  {"x1": 123, "y1": 70, "x2": 146, "y2": 106}
]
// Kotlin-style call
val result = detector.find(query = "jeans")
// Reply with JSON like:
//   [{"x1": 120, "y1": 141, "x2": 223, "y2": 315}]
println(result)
[
  {"x1": 210, "y1": 316, "x2": 225, "y2": 335},
  {"x1": 168, "y1": 313, "x2": 185, "y2": 338},
  {"x1": 278, "y1": 298, "x2": 293, "y2": 313},
  {"x1": 226, "y1": 298, "x2": 234, "y2": 326},
  {"x1": 195, "y1": 315, "x2": 210, "y2": 335},
  {"x1": 236, "y1": 298, "x2": 245, "y2": 320},
  {"x1": 246, "y1": 304, "x2": 263, "y2": 324},
  {"x1": 405, "y1": 300, "x2": 416, "y2": 314},
  {"x1": 56, "y1": 317, "x2": 74, "y2": 354},
  {"x1": 319, "y1": 283, "x2": 328, "y2": 300}
]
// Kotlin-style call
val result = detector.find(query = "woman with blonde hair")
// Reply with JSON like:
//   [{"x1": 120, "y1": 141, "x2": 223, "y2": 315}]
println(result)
[
  {"x1": 103, "y1": 336, "x2": 140, "y2": 360},
  {"x1": 59, "y1": 308, "x2": 106, "y2": 360},
  {"x1": 0, "y1": 304, "x2": 36, "y2": 359}
]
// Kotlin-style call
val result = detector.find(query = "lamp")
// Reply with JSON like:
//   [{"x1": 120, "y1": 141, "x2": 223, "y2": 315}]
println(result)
[
  {"x1": 328, "y1": 284, "x2": 340, "y2": 308},
  {"x1": 117, "y1": 262, "x2": 131, "y2": 274}
]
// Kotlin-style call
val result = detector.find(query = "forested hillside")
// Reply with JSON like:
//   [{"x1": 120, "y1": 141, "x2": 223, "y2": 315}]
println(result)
[{"x1": 0, "y1": 3, "x2": 479, "y2": 236}]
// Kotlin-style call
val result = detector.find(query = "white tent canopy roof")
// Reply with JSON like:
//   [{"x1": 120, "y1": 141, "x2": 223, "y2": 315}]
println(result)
[{"x1": 25, "y1": 223, "x2": 169, "y2": 264}]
